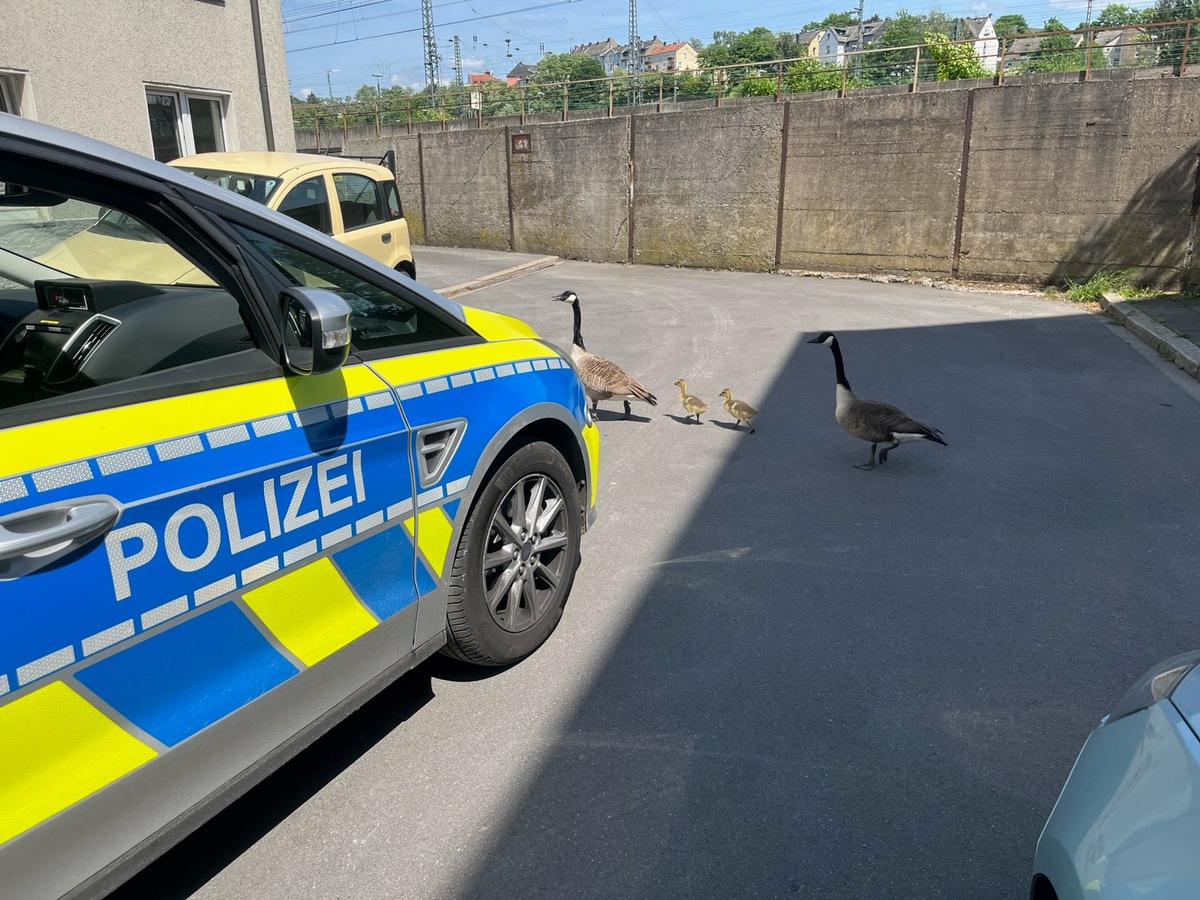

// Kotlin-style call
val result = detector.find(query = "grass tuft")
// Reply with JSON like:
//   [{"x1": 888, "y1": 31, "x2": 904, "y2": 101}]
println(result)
[{"x1": 1061, "y1": 269, "x2": 1153, "y2": 303}]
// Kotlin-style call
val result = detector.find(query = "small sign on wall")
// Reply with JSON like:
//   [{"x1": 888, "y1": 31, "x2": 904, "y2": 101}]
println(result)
[{"x1": 511, "y1": 133, "x2": 532, "y2": 154}]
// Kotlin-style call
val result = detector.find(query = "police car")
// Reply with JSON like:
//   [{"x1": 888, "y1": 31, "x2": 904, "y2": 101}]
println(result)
[{"x1": 0, "y1": 113, "x2": 599, "y2": 899}]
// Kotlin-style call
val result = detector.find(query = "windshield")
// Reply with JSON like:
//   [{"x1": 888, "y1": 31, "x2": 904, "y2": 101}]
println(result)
[
  {"x1": 178, "y1": 168, "x2": 283, "y2": 205},
  {"x1": 0, "y1": 187, "x2": 211, "y2": 287}
]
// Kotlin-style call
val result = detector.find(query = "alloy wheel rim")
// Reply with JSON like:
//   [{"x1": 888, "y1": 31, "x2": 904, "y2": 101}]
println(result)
[{"x1": 482, "y1": 473, "x2": 569, "y2": 633}]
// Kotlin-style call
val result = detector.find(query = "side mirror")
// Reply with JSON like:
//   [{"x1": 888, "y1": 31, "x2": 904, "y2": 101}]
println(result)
[{"x1": 281, "y1": 287, "x2": 352, "y2": 376}]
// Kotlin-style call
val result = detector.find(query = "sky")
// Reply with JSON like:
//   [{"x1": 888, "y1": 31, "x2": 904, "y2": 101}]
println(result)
[{"x1": 282, "y1": 0, "x2": 1160, "y2": 99}]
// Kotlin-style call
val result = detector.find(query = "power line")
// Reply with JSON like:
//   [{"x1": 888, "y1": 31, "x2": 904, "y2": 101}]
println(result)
[{"x1": 287, "y1": 0, "x2": 582, "y2": 53}]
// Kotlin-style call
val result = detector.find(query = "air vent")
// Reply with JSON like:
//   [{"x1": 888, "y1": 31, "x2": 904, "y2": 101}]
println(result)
[
  {"x1": 415, "y1": 419, "x2": 466, "y2": 488},
  {"x1": 47, "y1": 315, "x2": 119, "y2": 383}
]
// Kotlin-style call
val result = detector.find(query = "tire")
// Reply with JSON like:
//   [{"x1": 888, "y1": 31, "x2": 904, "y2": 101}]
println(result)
[
  {"x1": 441, "y1": 442, "x2": 582, "y2": 666},
  {"x1": 395, "y1": 260, "x2": 416, "y2": 279}
]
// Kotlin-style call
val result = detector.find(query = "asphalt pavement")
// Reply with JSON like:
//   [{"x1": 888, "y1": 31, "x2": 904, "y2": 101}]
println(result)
[{"x1": 114, "y1": 251, "x2": 1200, "y2": 899}]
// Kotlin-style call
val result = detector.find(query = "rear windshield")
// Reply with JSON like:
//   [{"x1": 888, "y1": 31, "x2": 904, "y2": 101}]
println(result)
[{"x1": 178, "y1": 168, "x2": 282, "y2": 205}]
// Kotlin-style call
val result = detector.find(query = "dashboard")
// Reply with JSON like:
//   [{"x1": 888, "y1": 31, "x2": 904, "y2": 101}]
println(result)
[{"x1": 0, "y1": 278, "x2": 251, "y2": 410}]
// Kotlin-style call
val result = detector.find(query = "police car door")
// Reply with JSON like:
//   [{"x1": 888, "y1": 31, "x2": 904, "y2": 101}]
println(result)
[{"x1": 0, "y1": 139, "x2": 420, "y2": 875}]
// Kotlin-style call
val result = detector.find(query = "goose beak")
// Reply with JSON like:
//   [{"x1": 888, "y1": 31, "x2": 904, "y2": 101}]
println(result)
[
  {"x1": 805, "y1": 336, "x2": 823, "y2": 344},
  {"x1": 551, "y1": 291, "x2": 570, "y2": 302}
]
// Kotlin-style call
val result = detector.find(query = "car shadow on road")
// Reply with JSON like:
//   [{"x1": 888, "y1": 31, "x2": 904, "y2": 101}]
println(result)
[
  {"x1": 107, "y1": 671, "x2": 437, "y2": 900},
  {"x1": 444, "y1": 313, "x2": 1200, "y2": 899}
]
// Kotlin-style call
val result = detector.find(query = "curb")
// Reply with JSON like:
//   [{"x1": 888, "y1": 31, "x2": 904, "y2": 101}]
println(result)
[
  {"x1": 439, "y1": 255, "x2": 562, "y2": 298},
  {"x1": 1099, "y1": 291, "x2": 1200, "y2": 380}
]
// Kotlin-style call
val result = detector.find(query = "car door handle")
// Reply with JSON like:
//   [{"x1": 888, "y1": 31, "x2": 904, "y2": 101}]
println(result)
[
  {"x1": 0, "y1": 498, "x2": 122, "y2": 572},
  {"x1": 381, "y1": 233, "x2": 392, "y2": 244}
]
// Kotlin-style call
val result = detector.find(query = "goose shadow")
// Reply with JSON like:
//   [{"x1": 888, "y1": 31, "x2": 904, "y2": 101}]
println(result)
[
  {"x1": 592, "y1": 408, "x2": 653, "y2": 423},
  {"x1": 710, "y1": 419, "x2": 750, "y2": 432},
  {"x1": 665, "y1": 414, "x2": 706, "y2": 425}
]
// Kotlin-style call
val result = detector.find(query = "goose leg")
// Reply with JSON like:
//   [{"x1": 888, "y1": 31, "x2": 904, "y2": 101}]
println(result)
[
  {"x1": 877, "y1": 440, "x2": 901, "y2": 465},
  {"x1": 590, "y1": 398, "x2": 599, "y2": 416},
  {"x1": 746, "y1": 421, "x2": 755, "y2": 434},
  {"x1": 853, "y1": 443, "x2": 878, "y2": 470},
  {"x1": 623, "y1": 400, "x2": 632, "y2": 418}
]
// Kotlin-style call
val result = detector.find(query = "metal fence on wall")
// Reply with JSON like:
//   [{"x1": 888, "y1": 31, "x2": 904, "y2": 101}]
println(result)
[{"x1": 294, "y1": 19, "x2": 1198, "y2": 148}]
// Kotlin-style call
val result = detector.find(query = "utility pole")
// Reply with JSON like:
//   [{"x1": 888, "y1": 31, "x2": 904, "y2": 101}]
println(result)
[
  {"x1": 854, "y1": 0, "x2": 865, "y2": 79},
  {"x1": 629, "y1": 0, "x2": 641, "y2": 106},
  {"x1": 422, "y1": 0, "x2": 440, "y2": 92}
]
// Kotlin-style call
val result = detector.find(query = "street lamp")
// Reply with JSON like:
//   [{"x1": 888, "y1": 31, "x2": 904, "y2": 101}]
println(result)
[{"x1": 326, "y1": 68, "x2": 341, "y2": 100}]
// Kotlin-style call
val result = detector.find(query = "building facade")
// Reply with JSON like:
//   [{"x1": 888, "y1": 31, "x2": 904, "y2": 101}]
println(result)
[
  {"x1": 645, "y1": 42, "x2": 699, "y2": 73},
  {"x1": 0, "y1": 0, "x2": 294, "y2": 159}
]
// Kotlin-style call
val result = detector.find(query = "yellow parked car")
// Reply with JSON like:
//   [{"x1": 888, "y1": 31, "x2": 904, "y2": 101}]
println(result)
[
  {"x1": 37, "y1": 152, "x2": 417, "y2": 286},
  {"x1": 170, "y1": 151, "x2": 416, "y2": 278}
]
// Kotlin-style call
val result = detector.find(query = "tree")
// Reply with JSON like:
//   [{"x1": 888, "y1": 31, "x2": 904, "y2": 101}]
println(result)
[
  {"x1": 530, "y1": 52, "x2": 605, "y2": 84},
  {"x1": 994, "y1": 14, "x2": 1030, "y2": 36},
  {"x1": 1090, "y1": 4, "x2": 1152, "y2": 26},
  {"x1": 1146, "y1": 0, "x2": 1200, "y2": 65},
  {"x1": 784, "y1": 56, "x2": 850, "y2": 92},
  {"x1": 802, "y1": 11, "x2": 856, "y2": 31},
  {"x1": 1020, "y1": 18, "x2": 1086, "y2": 72},
  {"x1": 699, "y1": 27, "x2": 780, "y2": 67},
  {"x1": 923, "y1": 31, "x2": 989, "y2": 79}
]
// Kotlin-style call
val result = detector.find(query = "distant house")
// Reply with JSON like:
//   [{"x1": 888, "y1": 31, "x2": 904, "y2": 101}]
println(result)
[
  {"x1": 571, "y1": 37, "x2": 619, "y2": 58},
  {"x1": 577, "y1": 35, "x2": 665, "y2": 75},
  {"x1": 1000, "y1": 35, "x2": 1044, "y2": 71},
  {"x1": 1094, "y1": 28, "x2": 1146, "y2": 67},
  {"x1": 506, "y1": 62, "x2": 536, "y2": 86},
  {"x1": 468, "y1": 72, "x2": 504, "y2": 86},
  {"x1": 787, "y1": 30, "x2": 825, "y2": 59},
  {"x1": 645, "y1": 41, "x2": 699, "y2": 73},
  {"x1": 817, "y1": 17, "x2": 889, "y2": 65},
  {"x1": 952, "y1": 15, "x2": 1000, "y2": 73}
]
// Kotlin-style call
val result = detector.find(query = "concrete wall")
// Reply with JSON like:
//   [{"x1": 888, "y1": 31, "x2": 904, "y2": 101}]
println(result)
[
  {"x1": 634, "y1": 104, "x2": 783, "y2": 271},
  {"x1": 960, "y1": 79, "x2": 1200, "y2": 287},
  {"x1": 509, "y1": 119, "x2": 631, "y2": 263},
  {"x1": 1, "y1": 0, "x2": 294, "y2": 157},
  {"x1": 298, "y1": 74, "x2": 1200, "y2": 289},
  {"x1": 781, "y1": 92, "x2": 968, "y2": 276},
  {"x1": 419, "y1": 130, "x2": 511, "y2": 250}
]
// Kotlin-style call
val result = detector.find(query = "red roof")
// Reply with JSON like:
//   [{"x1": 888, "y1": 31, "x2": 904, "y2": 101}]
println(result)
[{"x1": 646, "y1": 42, "x2": 689, "y2": 55}]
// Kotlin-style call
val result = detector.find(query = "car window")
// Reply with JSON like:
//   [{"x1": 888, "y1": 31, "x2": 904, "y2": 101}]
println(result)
[
  {"x1": 0, "y1": 176, "x2": 262, "y2": 416},
  {"x1": 231, "y1": 223, "x2": 460, "y2": 353},
  {"x1": 179, "y1": 167, "x2": 282, "y2": 205},
  {"x1": 277, "y1": 175, "x2": 333, "y2": 235},
  {"x1": 333, "y1": 173, "x2": 385, "y2": 231},
  {"x1": 381, "y1": 181, "x2": 403, "y2": 221}
]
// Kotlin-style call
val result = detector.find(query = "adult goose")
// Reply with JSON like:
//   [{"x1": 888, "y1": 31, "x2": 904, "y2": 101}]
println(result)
[
  {"x1": 552, "y1": 290, "x2": 657, "y2": 418},
  {"x1": 807, "y1": 331, "x2": 946, "y2": 470}
]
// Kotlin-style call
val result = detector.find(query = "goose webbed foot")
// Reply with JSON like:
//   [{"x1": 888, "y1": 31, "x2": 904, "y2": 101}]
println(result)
[
  {"x1": 853, "y1": 444, "x2": 878, "y2": 470},
  {"x1": 877, "y1": 440, "x2": 900, "y2": 465}
]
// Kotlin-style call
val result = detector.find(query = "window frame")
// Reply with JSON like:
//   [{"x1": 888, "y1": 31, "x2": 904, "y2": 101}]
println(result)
[
  {"x1": 194, "y1": 192, "x2": 480, "y2": 363},
  {"x1": 275, "y1": 173, "x2": 335, "y2": 235},
  {"x1": 331, "y1": 171, "x2": 388, "y2": 234},
  {"x1": 0, "y1": 76, "x2": 17, "y2": 116},
  {"x1": 144, "y1": 87, "x2": 229, "y2": 162}
]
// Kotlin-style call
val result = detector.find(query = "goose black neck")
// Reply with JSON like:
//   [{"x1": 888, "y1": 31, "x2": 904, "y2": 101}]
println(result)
[
  {"x1": 571, "y1": 300, "x2": 586, "y2": 351},
  {"x1": 830, "y1": 338, "x2": 851, "y2": 390}
]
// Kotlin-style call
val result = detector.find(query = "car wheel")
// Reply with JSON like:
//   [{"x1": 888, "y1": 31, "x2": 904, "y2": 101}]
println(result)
[
  {"x1": 442, "y1": 441, "x2": 581, "y2": 666},
  {"x1": 395, "y1": 260, "x2": 416, "y2": 279}
]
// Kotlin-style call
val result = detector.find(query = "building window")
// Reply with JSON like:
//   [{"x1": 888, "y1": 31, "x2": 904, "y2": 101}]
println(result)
[
  {"x1": 0, "y1": 74, "x2": 22, "y2": 116},
  {"x1": 145, "y1": 89, "x2": 227, "y2": 162}
]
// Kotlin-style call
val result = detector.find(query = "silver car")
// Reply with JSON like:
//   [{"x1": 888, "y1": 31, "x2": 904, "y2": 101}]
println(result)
[{"x1": 1032, "y1": 651, "x2": 1200, "y2": 899}]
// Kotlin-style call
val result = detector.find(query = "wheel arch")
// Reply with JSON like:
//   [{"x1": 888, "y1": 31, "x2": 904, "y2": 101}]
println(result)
[{"x1": 411, "y1": 402, "x2": 590, "y2": 648}]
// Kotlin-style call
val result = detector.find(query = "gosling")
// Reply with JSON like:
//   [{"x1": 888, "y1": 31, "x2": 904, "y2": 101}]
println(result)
[
  {"x1": 674, "y1": 379, "x2": 709, "y2": 423},
  {"x1": 719, "y1": 388, "x2": 758, "y2": 434}
]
